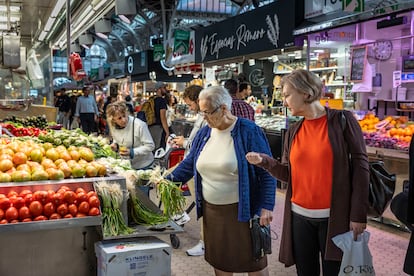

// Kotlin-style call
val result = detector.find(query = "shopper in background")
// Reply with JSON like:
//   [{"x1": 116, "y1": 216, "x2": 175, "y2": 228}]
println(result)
[
  {"x1": 74, "y1": 86, "x2": 100, "y2": 134},
  {"x1": 165, "y1": 92, "x2": 177, "y2": 129},
  {"x1": 125, "y1": 95, "x2": 135, "y2": 115},
  {"x1": 246, "y1": 69, "x2": 369, "y2": 276},
  {"x1": 55, "y1": 88, "x2": 71, "y2": 129},
  {"x1": 224, "y1": 79, "x2": 255, "y2": 121},
  {"x1": 167, "y1": 85, "x2": 276, "y2": 275},
  {"x1": 239, "y1": 82, "x2": 252, "y2": 100},
  {"x1": 171, "y1": 85, "x2": 208, "y2": 256},
  {"x1": 106, "y1": 101, "x2": 155, "y2": 170},
  {"x1": 69, "y1": 95, "x2": 78, "y2": 129},
  {"x1": 149, "y1": 82, "x2": 169, "y2": 150}
]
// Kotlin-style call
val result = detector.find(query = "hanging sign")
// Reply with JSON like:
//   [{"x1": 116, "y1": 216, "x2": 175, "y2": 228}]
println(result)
[
  {"x1": 195, "y1": 1, "x2": 296, "y2": 63},
  {"x1": 153, "y1": 44, "x2": 164, "y2": 62},
  {"x1": 174, "y1": 30, "x2": 190, "y2": 55}
]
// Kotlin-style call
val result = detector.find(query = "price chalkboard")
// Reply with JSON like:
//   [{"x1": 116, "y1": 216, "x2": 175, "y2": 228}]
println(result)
[{"x1": 350, "y1": 46, "x2": 367, "y2": 82}]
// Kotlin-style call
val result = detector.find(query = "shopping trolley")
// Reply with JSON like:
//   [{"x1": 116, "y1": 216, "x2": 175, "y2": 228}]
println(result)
[{"x1": 153, "y1": 147, "x2": 194, "y2": 249}]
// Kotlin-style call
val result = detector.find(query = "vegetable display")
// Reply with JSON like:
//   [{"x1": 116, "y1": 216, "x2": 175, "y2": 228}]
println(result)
[
  {"x1": 95, "y1": 181, "x2": 133, "y2": 237},
  {"x1": 0, "y1": 185, "x2": 100, "y2": 224}
]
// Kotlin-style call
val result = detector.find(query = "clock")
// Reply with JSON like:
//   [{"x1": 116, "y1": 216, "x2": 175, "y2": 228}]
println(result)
[{"x1": 372, "y1": 40, "x2": 393, "y2": 61}]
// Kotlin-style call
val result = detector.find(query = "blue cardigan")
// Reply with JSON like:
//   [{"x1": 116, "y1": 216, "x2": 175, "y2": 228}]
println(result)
[{"x1": 168, "y1": 118, "x2": 276, "y2": 222}]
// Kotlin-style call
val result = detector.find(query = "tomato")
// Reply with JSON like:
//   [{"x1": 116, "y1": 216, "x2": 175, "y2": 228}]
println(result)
[
  {"x1": 76, "y1": 213, "x2": 86, "y2": 218},
  {"x1": 24, "y1": 194, "x2": 34, "y2": 206},
  {"x1": 88, "y1": 196, "x2": 100, "y2": 208},
  {"x1": 0, "y1": 209, "x2": 3, "y2": 220},
  {"x1": 33, "y1": 191, "x2": 48, "y2": 205},
  {"x1": 59, "y1": 185, "x2": 71, "y2": 192},
  {"x1": 7, "y1": 191, "x2": 18, "y2": 198},
  {"x1": 18, "y1": 206, "x2": 31, "y2": 220},
  {"x1": 57, "y1": 203, "x2": 68, "y2": 217},
  {"x1": 10, "y1": 219, "x2": 19, "y2": 223},
  {"x1": 34, "y1": 215, "x2": 47, "y2": 221},
  {"x1": 22, "y1": 218, "x2": 32, "y2": 222},
  {"x1": 68, "y1": 204, "x2": 78, "y2": 217},
  {"x1": 5, "y1": 207, "x2": 18, "y2": 221},
  {"x1": 78, "y1": 201, "x2": 90, "y2": 214},
  {"x1": 11, "y1": 196, "x2": 25, "y2": 209},
  {"x1": 49, "y1": 213, "x2": 61, "y2": 220},
  {"x1": 0, "y1": 198, "x2": 11, "y2": 210},
  {"x1": 0, "y1": 194, "x2": 6, "y2": 199},
  {"x1": 43, "y1": 202, "x2": 55, "y2": 217},
  {"x1": 56, "y1": 189, "x2": 66, "y2": 194},
  {"x1": 0, "y1": 219, "x2": 7, "y2": 224},
  {"x1": 76, "y1": 192, "x2": 88, "y2": 203},
  {"x1": 75, "y1": 188, "x2": 86, "y2": 194},
  {"x1": 87, "y1": 191, "x2": 97, "y2": 198},
  {"x1": 63, "y1": 214, "x2": 73, "y2": 219},
  {"x1": 52, "y1": 192, "x2": 64, "y2": 206},
  {"x1": 29, "y1": 201, "x2": 43, "y2": 217},
  {"x1": 63, "y1": 191, "x2": 76, "y2": 204},
  {"x1": 47, "y1": 190, "x2": 55, "y2": 203},
  {"x1": 19, "y1": 189, "x2": 32, "y2": 198},
  {"x1": 88, "y1": 207, "x2": 100, "y2": 216}
]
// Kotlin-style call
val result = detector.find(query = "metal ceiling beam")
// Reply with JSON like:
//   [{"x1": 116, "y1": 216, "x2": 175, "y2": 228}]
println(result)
[
  {"x1": 92, "y1": 34, "x2": 119, "y2": 61},
  {"x1": 113, "y1": 17, "x2": 141, "y2": 48}
]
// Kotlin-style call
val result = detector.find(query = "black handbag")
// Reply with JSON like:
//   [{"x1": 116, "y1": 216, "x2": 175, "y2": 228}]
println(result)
[
  {"x1": 249, "y1": 216, "x2": 272, "y2": 261},
  {"x1": 368, "y1": 161, "x2": 396, "y2": 218}
]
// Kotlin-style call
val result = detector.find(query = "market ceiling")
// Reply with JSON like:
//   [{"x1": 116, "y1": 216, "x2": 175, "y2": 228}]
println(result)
[{"x1": 3, "y1": 0, "x2": 261, "y2": 61}]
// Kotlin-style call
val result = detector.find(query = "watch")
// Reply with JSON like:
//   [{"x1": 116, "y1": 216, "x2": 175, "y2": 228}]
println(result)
[{"x1": 372, "y1": 40, "x2": 393, "y2": 61}]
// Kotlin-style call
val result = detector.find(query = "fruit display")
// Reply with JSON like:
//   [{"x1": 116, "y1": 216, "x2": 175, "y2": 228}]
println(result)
[
  {"x1": 0, "y1": 184, "x2": 100, "y2": 224},
  {"x1": 1, "y1": 123, "x2": 47, "y2": 137},
  {"x1": 0, "y1": 137, "x2": 107, "y2": 182}
]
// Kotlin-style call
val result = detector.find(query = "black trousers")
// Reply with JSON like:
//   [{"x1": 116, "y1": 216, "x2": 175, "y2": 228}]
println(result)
[
  {"x1": 292, "y1": 212, "x2": 341, "y2": 276},
  {"x1": 79, "y1": 113, "x2": 96, "y2": 134}
]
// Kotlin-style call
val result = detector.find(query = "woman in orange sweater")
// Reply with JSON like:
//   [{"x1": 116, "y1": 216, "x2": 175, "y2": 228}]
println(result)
[{"x1": 246, "y1": 69, "x2": 369, "y2": 276}]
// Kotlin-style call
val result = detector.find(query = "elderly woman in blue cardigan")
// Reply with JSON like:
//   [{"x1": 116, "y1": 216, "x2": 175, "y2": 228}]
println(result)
[{"x1": 167, "y1": 85, "x2": 276, "y2": 276}]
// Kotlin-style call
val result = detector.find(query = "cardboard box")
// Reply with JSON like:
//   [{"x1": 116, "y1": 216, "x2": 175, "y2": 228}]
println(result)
[{"x1": 95, "y1": 236, "x2": 171, "y2": 276}]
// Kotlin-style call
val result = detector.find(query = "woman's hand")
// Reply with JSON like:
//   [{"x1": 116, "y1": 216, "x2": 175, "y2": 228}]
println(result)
[
  {"x1": 260, "y1": 208, "x2": 273, "y2": 226},
  {"x1": 172, "y1": 136, "x2": 185, "y2": 147},
  {"x1": 245, "y1": 152, "x2": 263, "y2": 165},
  {"x1": 110, "y1": 143, "x2": 118, "y2": 152},
  {"x1": 350, "y1": 221, "x2": 366, "y2": 240}
]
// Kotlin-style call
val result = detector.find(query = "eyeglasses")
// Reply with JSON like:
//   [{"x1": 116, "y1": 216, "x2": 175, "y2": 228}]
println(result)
[{"x1": 199, "y1": 106, "x2": 220, "y2": 117}]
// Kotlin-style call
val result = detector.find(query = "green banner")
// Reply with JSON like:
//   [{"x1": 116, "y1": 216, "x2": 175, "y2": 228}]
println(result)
[
  {"x1": 174, "y1": 30, "x2": 190, "y2": 55},
  {"x1": 153, "y1": 44, "x2": 164, "y2": 62},
  {"x1": 343, "y1": 0, "x2": 364, "y2": 12}
]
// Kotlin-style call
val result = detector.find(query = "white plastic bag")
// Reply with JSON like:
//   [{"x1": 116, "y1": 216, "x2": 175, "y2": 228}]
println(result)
[{"x1": 332, "y1": 231, "x2": 375, "y2": 276}]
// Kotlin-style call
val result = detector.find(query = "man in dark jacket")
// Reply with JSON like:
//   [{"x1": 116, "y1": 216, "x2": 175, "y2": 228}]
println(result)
[{"x1": 55, "y1": 88, "x2": 71, "y2": 129}]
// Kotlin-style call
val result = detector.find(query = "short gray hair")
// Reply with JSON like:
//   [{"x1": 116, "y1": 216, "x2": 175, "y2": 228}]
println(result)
[
  {"x1": 199, "y1": 86, "x2": 232, "y2": 110},
  {"x1": 281, "y1": 69, "x2": 323, "y2": 103}
]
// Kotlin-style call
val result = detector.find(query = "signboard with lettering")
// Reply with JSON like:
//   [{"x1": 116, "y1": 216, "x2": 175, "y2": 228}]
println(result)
[
  {"x1": 125, "y1": 51, "x2": 148, "y2": 75},
  {"x1": 195, "y1": 1, "x2": 296, "y2": 63},
  {"x1": 305, "y1": 0, "x2": 342, "y2": 19},
  {"x1": 350, "y1": 46, "x2": 367, "y2": 82}
]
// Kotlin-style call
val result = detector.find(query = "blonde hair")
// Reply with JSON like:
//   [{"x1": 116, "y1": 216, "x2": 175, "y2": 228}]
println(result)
[
  {"x1": 106, "y1": 102, "x2": 129, "y2": 135},
  {"x1": 280, "y1": 69, "x2": 323, "y2": 103}
]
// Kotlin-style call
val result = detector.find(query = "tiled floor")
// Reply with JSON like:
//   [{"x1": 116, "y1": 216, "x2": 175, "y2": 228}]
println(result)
[{"x1": 153, "y1": 190, "x2": 411, "y2": 276}]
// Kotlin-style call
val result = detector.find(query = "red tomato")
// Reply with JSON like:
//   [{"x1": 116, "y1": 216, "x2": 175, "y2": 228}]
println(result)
[
  {"x1": 63, "y1": 191, "x2": 76, "y2": 204},
  {"x1": 76, "y1": 213, "x2": 86, "y2": 218},
  {"x1": 78, "y1": 201, "x2": 90, "y2": 214},
  {"x1": 52, "y1": 192, "x2": 64, "y2": 206},
  {"x1": 88, "y1": 196, "x2": 100, "y2": 208},
  {"x1": 43, "y1": 202, "x2": 55, "y2": 217},
  {"x1": 7, "y1": 191, "x2": 18, "y2": 198},
  {"x1": 10, "y1": 219, "x2": 19, "y2": 223},
  {"x1": 19, "y1": 206, "x2": 31, "y2": 220},
  {"x1": 87, "y1": 191, "x2": 97, "y2": 198},
  {"x1": 19, "y1": 189, "x2": 32, "y2": 198},
  {"x1": 47, "y1": 190, "x2": 55, "y2": 203},
  {"x1": 5, "y1": 207, "x2": 18, "y2": 221},
  {"x1": 0, "y1": 219, "x2": 7, "y2": 224},
  {"x1": 29, "y1": 201, "x2": 43, "y2": 217},
  {"x1": 68, "y1": 204, "x2": 78, "y2": 217},
  {"x1": 57, "y1": 203, "x2": 68, "y2": 217},
  {"x1": 63, "y1": 214, "x2": 73, "y2": 219},
  {"x1": 0, "y1": 194, "x2": 6, "y2": 199},
  {"x1": 11, "y1": 196, "x2": 25, "y2": 209},
  {"x1": 0, "y1": 209, "x2": 3, "y2": 220},
  {"x1": 34, "y1": 215, "x2": 47, "y2": 221},
  {"x1": 22, "y1": 218, "x2": 32, "y2": 222},
  {"x1": 76, "y1": 192, "x2": 88, "y2": 203},
  {"x1": 75, "y1": 188, "x2": 86, "y2": 194},
  {"x1": 49, "y1": 213, "x2": 61, "y2": 220},
  {"x1": 33, "y1": 191, "x2": 48, "y2": 205},
  {"x1": 0, "y1": 198, "x2": 11, "y2": 210},
  {"x1": 88, "y1": 207, "x2": 100, "y2": 216},
  {"x1": 24, "y1": 194, "x2": 34, "y2": 206},
  {"x1": 59, "y1": 185, "x2": 71, "y2": 192},
  {"x1": 56, "y1": 189, "x2": 66, "y2": 194}
]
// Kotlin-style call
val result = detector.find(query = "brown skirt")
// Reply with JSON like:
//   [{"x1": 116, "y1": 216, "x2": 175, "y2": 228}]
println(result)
[{"x1": 203, "y1": 200, "x2": 268, "y2": 272}]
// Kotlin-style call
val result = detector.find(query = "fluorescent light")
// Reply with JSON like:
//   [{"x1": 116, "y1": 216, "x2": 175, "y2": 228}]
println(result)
[
  {"x1": 271, "y1": 55, "x2": 279, "y2": 62},
  {"x1": 93, "y1": 0, "x2": 108, "y2": 11},
  {"x1": 248, "y1": 59, "x2": 255, "y2": 66},
  {"x1": 39, "y1": 31, "x2": 48, "y2": 41},
  {"x1": 73, "y1": 11, "x2": 95, "y2": 34},
  {"x1": 0, "y1": 6, "x2": 6, "y2": 12},
  {"x1": 77, "y1": 5, "x2": 93, "y2": 21},
  {"x1": 9, "y1": 6, "x2": 20, "y2": 12},
  {"x1": 81, "y1": 44, "x2": 90, "y2": 49},
  {"x1": 10, "y1": 15, "x2": 20, "y2": 22},
  {"x1": 118, "y1": 14, "x2": 130, "y2": 24},
  {"x1": 96, "y1": 32, "x2": 108, "y2": 39},
  {"x1": 0, "y1": 16, "x2": 7, "y2": 22},
  {"x1": 45, "y1": 17, "x2": 55, "y2": 31},
  {"x1": 51, "y1": 0, "x2": 66, "y2": 18},
  {"x1": 0, "y1": 23, "x2": 8, "y2": 30},
  {"x1": 314, "y1": 49, "x2": 325, "y2": 53}
]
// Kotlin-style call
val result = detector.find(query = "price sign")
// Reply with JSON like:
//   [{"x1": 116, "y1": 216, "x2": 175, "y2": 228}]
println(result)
[{"x1": 350, "y1": 46, "x2": 367, "y2": 82}]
